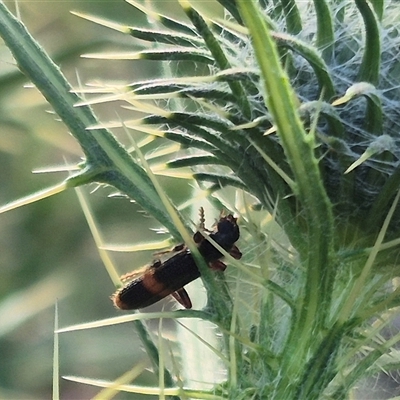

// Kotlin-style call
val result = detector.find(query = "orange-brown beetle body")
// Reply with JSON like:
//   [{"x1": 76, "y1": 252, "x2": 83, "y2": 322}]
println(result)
[{"x1": 112, "y1": 211, "x2": 241, "y2": 310}]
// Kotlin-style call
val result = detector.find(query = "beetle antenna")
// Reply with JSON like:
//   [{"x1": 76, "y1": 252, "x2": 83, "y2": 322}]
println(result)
[{"x1": 198, "y1": 206, "x2": 206, "y2": 230}]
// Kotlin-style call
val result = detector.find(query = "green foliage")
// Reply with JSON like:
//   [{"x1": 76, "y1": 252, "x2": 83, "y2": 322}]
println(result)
[{"x1": 2, "y1": 0, "x2": 400, "y2": 399}]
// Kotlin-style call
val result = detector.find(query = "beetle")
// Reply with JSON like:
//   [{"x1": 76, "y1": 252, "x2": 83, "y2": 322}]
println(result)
[{"x1": 112, "y1": 208, "x2": 242, "y2": 310}]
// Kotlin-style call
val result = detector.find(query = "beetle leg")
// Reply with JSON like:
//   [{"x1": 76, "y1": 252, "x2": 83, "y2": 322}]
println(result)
[
  {"x1": 171, "y1": 288, "x2": 193, "y2": 309},
  {"x1": 193, "y1": 230, "x2": 204, "y2": 244},
  {"x1": 154, "y1": 243, "x2": 186, "y2": 256},
  {"x1": 209, "y1": 260, "x2": 227, "y2": 271},
  {"x1": 172, "y1": 243, "x2": 186, "y2": 252},
  {"x1": 229, "y1": 245, "x2": 243, "y2": 260}
]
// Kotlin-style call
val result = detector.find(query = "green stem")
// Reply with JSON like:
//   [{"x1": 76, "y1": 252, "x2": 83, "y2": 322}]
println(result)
[
  {"x1": 237, "y1": 0, "x2": 335, "y2": 394},
  {"x1": 133, "y1": 321, "x2": 180, "y2": 397},
  {"x1": 295, "y1": 323, "x2": 346, "y2": 399}
]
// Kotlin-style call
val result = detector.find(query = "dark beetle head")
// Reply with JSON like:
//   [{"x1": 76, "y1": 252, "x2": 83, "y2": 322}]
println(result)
[{"x1": 216, "y1": 214, "x2": 240, "y2": 243}]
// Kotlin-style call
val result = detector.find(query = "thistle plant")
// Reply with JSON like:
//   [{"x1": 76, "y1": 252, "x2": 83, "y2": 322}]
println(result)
[{"x1": 2, "y1": 0, "x2": 400, "y2": 398}]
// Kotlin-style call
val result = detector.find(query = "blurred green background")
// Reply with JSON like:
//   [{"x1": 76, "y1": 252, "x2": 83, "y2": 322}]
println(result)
[{"x1": 0, "y1": 1, "x2": 207, "y2": 398}]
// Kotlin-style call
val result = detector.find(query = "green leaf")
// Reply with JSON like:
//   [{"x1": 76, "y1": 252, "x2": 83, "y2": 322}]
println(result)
[
  {"x1": 312, "y1": 0, "x2": 334, "y2": 61},
  {"x1": 281, "y1": 0, "x2": 302, "y2": 34},
  {"x1": 355, "y1": 0, "x2": 381, "y2": 85},
  {"x1": 272, "y1": 31, "x2": 335, "y2": 99},
  {"x1": 179, "y1": 0, "x2": 252, "y2": 119},
  {"x1": 126, "y1": 0, "x2": 198, "y2": 36},
  {"x1": 0, "y1": 3, "x2": 181, "y2": 238},
  {"x1": 128, "y1": 27, "x2": 203, "y2": 47}
]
